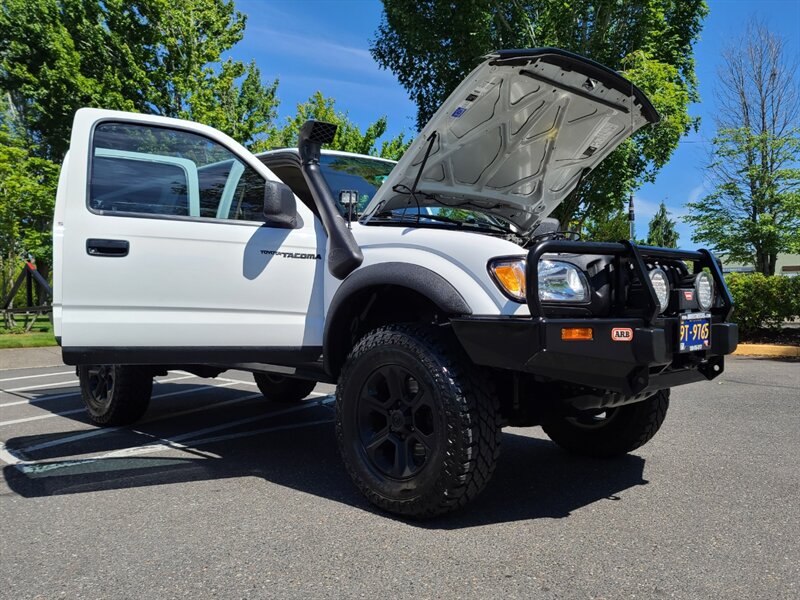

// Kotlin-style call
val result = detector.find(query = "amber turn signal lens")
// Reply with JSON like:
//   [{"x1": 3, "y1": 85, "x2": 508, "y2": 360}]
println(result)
[
  {"x1": 561, "y1": 327, "x2": 593, "y2": 341},
  {"x1": 490, "y1": 261, "x2": 526, "y2": 301}
]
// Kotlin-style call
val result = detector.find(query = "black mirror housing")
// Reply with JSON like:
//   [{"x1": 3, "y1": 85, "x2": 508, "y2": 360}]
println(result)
[
  {"x1": 263, "y1": 180, "x2": 298, "y2": 228},
  {"x1": 532, "y1": 218, "x2": 560, "y2": 237}
]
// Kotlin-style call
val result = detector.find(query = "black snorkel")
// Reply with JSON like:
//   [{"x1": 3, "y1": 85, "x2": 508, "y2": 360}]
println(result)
[{"x1": 297, "y1": 120, "x2": 363, "y2": 280}]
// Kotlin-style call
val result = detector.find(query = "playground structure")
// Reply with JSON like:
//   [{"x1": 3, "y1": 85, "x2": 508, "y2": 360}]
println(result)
[{"x1": 1, "y1": 258, "x2": 53, "y2": 331}]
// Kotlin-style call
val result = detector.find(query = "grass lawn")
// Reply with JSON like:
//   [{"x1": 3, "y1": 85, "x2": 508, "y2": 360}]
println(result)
[{"x1": 0, "y1": 314, "x2": 57, "y2": 348}]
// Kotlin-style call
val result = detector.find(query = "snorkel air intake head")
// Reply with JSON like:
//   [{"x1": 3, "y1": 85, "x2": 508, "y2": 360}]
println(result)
[{"x1": 297, "y1": 120, "x2": 363, "y2": 279}]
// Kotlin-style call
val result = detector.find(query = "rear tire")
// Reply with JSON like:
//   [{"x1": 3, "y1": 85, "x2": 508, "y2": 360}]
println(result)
[
  {"x1": 542, "y1": 389, "x2": 670, "y2": 457},
  {"x1": 336, "y1": 324, "x2": 502, "y2": 518},
  {"x1": 253, "y1": 373, "x2": 316, "y2": 402},
  {"x1": 78, "y1": 364, "x2": 153, "y2": 426}
]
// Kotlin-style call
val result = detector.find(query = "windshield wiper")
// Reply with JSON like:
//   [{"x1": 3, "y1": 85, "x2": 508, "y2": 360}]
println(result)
[{"x1": 371, "y1": 212, "x2": 515, "y2": 235}]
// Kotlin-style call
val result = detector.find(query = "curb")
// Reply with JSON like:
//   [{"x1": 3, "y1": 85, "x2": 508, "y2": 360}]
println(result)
[
  {"x1": 0, "y1": 346, "x2": 65, "y2": 370},
  {"x1": 733, "y1": 344, "x2": 800, "y2": 358}
]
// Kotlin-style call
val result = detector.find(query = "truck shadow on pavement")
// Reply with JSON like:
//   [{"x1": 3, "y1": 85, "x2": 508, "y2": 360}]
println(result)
[{"x1": 3, "y1": 387, "x2": 648, "y2": 528}]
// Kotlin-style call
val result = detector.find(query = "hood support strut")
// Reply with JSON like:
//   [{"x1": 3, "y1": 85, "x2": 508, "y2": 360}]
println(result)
[{"x1": 297, "y1": 120, "x2": 363, "y2": 280}]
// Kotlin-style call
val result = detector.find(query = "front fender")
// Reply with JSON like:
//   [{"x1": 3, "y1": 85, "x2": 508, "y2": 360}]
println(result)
[{"x1": 323, "y1": 262, "x2": 472, "y2": 374}]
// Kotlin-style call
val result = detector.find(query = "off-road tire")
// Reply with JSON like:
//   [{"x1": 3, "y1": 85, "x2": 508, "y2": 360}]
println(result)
[
  {"x1": 336, "y1": 324, "x2": 502, "y2": 518},
  {"x1": 542, "y1": 389, "x2": 670, "y2": 457},
  {"x1": 78, "y1": 364, "x2": 153, "y2": 426},
  {"x1": 253, "y1": 373, "x2": 317, "y2": 402}
]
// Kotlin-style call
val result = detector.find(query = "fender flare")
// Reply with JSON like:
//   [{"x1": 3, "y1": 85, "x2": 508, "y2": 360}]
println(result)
[{"x1": 323, "y1": 262, "x2": 472, "y2": 374}]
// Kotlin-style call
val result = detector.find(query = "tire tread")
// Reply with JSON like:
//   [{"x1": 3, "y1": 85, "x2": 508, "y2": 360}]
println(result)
[{"x1": 335, "y1": 324, "x2": 502, "y2": 518}]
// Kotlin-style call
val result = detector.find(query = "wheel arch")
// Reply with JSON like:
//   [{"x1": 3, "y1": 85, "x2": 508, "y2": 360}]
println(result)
[{"x1": 323, "y1": 262, "x2": 472, "y2": 376}]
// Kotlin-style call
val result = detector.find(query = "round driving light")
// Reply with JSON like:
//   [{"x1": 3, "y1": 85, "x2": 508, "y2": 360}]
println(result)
[
  {"x1": 648, "y1": 268, "x2": 670, "y2": 313},
  {"x1": 695, "y1": 272, "x2": 714, "y2": 311}
]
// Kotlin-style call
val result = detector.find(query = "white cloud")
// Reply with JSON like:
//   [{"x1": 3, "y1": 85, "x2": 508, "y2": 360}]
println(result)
[
  {"x1": 247, "y1": 26, "x2": 395, "y2": 81},
  {"x1": 687, "y1": 183, "x2": 706, "y2": 204}
]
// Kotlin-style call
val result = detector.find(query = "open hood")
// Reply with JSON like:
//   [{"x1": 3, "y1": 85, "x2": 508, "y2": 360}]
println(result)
[{"x1": 364, "y1": 48, "x2": 659, "y2": 234}]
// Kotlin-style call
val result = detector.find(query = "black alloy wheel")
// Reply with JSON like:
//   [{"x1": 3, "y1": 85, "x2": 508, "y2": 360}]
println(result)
[
  {"x1": 78, "y1": 364, "x2": 153, "y2": 426},
  {"x1": 356, "y1": 364, "x2": 438, "y2": 480}
]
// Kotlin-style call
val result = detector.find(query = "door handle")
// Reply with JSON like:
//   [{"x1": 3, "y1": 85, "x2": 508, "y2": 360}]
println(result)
[{"x1": 86, "y1": 238, "x2": 129, "y2": 257}]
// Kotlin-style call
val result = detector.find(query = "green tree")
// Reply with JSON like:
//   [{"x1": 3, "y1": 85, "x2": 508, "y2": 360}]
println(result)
[
  {"x1": 646, "y1": 201, "x2": 679, "y2": 247},
  {"x1": 0, "y1": 0, "x2": 278, "y2": 159},
  {"x1": 260, "y1": 92, "x2": 409, "y2": 159},
  {"x1": 371, "y1": 0, "x2": 707, "y2": 227},
  {"x1": 0, "y1": 102, "x2": 59, "y2": 300},
  {"x1": 584, "y1": 210, "x2": 631, "y2": 242},
  {"x1": 685, "y1": 21, "x2": 800, "y2": 275}
]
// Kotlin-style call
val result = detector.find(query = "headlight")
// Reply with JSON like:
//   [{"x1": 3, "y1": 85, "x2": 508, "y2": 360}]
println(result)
[
  {"x1": 488, "y1": 258, "x2": 590, "y2": 303},
  {"x1": 648, "y1": 267, "x2": 670, "y2": 313},
  {"x1": 538, "y1": 260, "x2": 590, "y2": 302},
  {"x1": 695, "y1": 272, "x2": 714, "y2": 311}
]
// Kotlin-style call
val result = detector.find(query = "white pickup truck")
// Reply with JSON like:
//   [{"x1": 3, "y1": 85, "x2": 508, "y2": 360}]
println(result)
[{"x1": 53, "y1": 48, "x2": 738, "y2": 517}]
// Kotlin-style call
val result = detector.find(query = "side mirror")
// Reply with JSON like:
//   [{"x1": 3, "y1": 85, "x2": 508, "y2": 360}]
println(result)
[
  {"x1": 532, "y1": 217, "x2": 560, "y2": 237},
  {"x1": 263, "y1": 180, "x2": 298, "y2": 228},
  {"x1": 339, "y1": 189, "x2": 360, "y2": 221}
]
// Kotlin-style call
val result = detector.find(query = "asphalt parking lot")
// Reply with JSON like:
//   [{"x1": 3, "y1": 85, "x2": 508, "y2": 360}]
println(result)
[{"x1": 0, "y1": 354, "x2": 797, "y2": 599}]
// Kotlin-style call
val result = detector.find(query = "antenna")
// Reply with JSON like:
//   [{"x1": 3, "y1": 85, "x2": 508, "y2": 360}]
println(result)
[
  {"x1": 628, "y1": 76, "x2": 635, "y2": 241},
  {"x1": 629, "y1": 192, "x2": 635, "y2": 241}
]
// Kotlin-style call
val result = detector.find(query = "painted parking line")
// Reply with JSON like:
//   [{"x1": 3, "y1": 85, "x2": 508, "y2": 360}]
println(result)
[
  {"x1": 0, "y1": 408, "x2": 88, "y2": 427},
  {"x1": 0, "y1": 377, "x2": 240, "y2": 427},
  {"x1": 0, "y1": 373, "x2": 198, "y2": 408},
  {"x1": 5, "y1": 397, "x2": 334, "y2": 473},
  {"x1": 0, "y1": 370, "x2": 74, "y2": 384},
  {"x1": 177, "y1": 417, "x2": 333, "y2": 449},
  {"x1": 16, "y1": 391, "x2": 302, "y2": 456},
  {"x1": 1, "y1": 379, "x2": 78, "y2": 394},
  {"x1": 207, "y1": 376, "x2": 333, "y2": 398}
]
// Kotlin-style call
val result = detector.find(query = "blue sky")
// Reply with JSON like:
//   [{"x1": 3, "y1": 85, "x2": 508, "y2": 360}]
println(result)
[{"x1": 229, "y1": 0, "x2": 800, "y2": 246}]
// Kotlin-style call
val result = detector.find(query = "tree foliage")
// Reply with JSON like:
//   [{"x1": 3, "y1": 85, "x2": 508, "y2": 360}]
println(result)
[
  {"x1": 0, "y1": 100, "x2": 59, "y2": 297},
  {"x1": 646, "y1": 201, "x2": 679, "y2": 247},
  {"x1": 371, "y1": 0, "x2": 707, "y2": 226},
  {"x1": 583, "y1": 209, "x2": 631, "y2": 243},
  {"x1": 0, "y1": 0, "x2": 279, "y2": 159},
  {"x1": 685, "y1": 20, "x2": 800, "y2": 275},
  {"x1": 260, "y1": 92, "x2": 409, "y2": 159}
]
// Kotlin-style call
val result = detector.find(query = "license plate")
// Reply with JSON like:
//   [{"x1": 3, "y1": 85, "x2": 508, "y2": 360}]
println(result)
[{"x1": 678, "y1": 312, "x2": 711, "y2": 352}]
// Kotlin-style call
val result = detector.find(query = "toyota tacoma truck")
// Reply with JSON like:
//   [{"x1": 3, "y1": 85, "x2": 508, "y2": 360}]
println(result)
[{"x1": 53, "y1": 48, "x2": 738, "y2": 518}]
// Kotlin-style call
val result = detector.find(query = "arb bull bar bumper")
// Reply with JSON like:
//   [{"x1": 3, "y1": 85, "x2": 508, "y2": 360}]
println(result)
[{"x1": 452, "y1": 241, "x2": 738, "y2": 397}]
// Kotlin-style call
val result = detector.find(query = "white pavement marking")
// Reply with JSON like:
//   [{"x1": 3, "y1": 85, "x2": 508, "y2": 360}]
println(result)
[
  {"x1": 7, "y1": 398, "x2": 334, "y2": 473},
  {"x1": 15, "y1": 392, "x2": 290, "y2": 457},
  {"x1": 0, "y1": 370, "x2": 74, "y2": 384},
  {"x1": 0, "y1": 391, "x2": 78, "y2": 408},
  {"x1": 0, "y1": 377, "x2": 239, "y2": 427},
  {"x1": 0, "y1": 442, "x2": 23, "y2": 465},
  {"x1": 2, "y1": 380, "x2": 77, "y2": 394},
  {"x1": 210, "y1": 376, "x2": 333, "y2": 397},
  {"x1": 0, "y1": 374, "x2": 197, "y2": 408},
  {"x1": 173, "y1": 417, "x2": 333, "y2": 448},
  {"x1": 0, "y1": 408, "x2": 87, "y2": 427}
]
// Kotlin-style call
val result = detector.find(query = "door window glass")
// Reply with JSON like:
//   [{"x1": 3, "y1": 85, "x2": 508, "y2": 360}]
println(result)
[{"x1": 89, "y1": 122, "x2": 274, "y2": 222}]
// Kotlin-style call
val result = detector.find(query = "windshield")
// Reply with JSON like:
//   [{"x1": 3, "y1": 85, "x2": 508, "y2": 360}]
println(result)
[
  {"x1": 319, "y1": 154, "x2": 395, "y2": 215},
  {"x1": 367, "y1": 201, "x2": 518, "y2": 235}
]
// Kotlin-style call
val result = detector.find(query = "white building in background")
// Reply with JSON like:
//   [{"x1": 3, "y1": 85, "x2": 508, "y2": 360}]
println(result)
[{"x1": 722, "y1": 253, "x2": 800, "y2": 277}]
